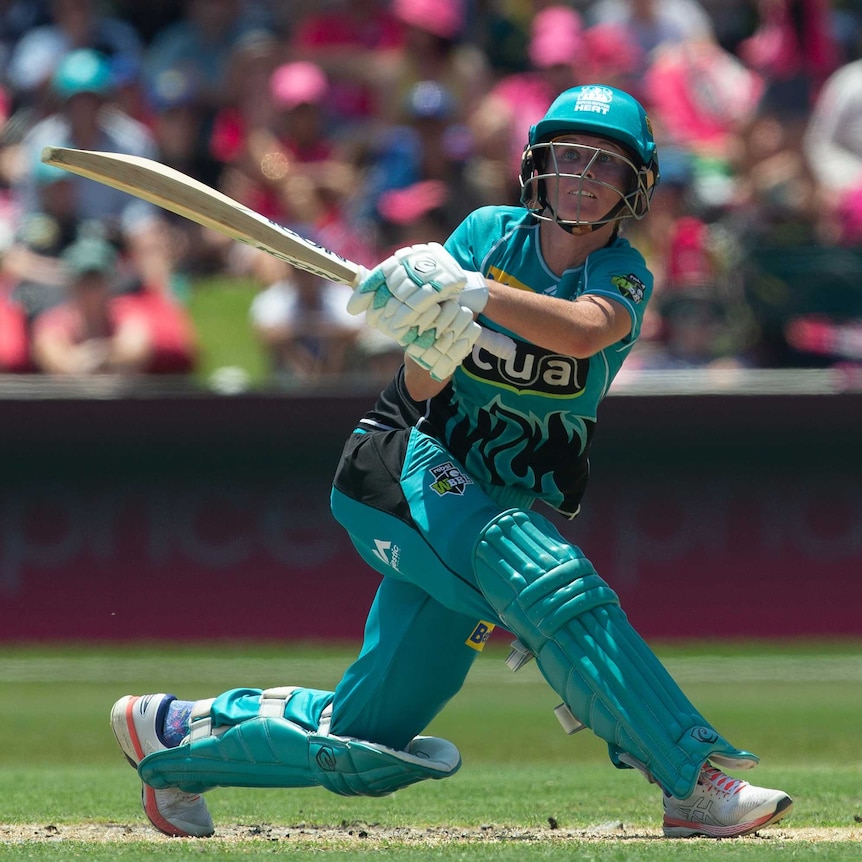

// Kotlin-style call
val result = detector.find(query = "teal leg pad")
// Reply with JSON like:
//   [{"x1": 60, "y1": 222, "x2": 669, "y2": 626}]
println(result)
[
  {"x1": 138, "y1": 688, "x2": 461, "y2": 797},
  {"x1": 474, "y1": 511, "x2": 758, "y2": 799}
]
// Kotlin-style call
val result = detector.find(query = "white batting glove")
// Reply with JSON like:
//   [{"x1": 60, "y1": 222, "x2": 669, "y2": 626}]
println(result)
[
  {"x1": 364, "y1": 294, "x2": 441, "y2": 345},
  {"x1": 405, "y1": 299, "x2": 482, "y2": 381},
  {"x1": 347, "y1": 243, "x2": 488, "y2": 320}
]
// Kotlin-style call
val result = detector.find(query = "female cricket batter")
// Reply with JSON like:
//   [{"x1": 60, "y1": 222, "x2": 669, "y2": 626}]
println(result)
[{"x1": 111, "y1": 85, "x2": 792, "y2": 839}]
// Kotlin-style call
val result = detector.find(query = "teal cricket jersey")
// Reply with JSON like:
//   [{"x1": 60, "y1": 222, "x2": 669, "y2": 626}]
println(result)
[{"x1": 361, "y1": 206, "x2": 653, "y2": 517}]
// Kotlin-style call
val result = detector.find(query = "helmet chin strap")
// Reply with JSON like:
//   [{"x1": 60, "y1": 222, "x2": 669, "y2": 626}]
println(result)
[{"x1": 562, "y1": 222, "x2": 597, "y2": 237}]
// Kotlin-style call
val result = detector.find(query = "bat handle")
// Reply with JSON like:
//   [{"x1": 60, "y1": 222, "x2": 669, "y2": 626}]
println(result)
[
  {"x1": 458, "y1": 286, "x2": 517, "y2": 361},
  {"x1": 476, "y1": 327, "x2": 517, "y2": 360}
]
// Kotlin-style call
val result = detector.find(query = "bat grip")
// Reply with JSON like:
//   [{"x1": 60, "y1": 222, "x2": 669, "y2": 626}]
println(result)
[
  {"x1": 350, "y1": 269, "x2": 516, "y2": 360},
  {"x1": 458, "y1": 284, "x2": 517, "y2": 360},
  {"x1": 476, "y1": 327, "x2": 517, "y2": 360}
]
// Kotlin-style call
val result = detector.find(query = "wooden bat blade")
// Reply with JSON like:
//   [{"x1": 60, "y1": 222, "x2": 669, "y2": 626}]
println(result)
[
  {"x1": 41, "y1": 146, "x2": 517, "y2": 361},
  {"x1": 40, "y1": 146, "x2": 360, "y2": 285}
]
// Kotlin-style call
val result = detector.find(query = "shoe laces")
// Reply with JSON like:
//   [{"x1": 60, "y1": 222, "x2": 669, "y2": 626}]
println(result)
[{"x1": 699, "y1": 764, "x2": 747, "y2": 796}]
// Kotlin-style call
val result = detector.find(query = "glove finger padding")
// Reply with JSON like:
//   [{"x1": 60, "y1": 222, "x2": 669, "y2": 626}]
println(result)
[
  {"x1": 347, "y1": 265, "x2": 389, "y2": 316},
  {"x1": 406, "y1": 303, "x2": 482, "y2": 381},
  {"x1": 423, "y1": 299, "x2": 462, "y2": 334},
  {"x1": 366, "y1": 296, "x2": 444, "y2": 346}
]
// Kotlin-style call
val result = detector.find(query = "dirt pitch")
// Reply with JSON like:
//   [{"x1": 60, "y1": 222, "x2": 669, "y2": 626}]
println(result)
[{"x1": 2, "y1": 822, "x2": 859, "y2": 846}]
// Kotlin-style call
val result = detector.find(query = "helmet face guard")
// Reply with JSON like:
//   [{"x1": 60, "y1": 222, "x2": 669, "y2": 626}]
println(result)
[
  {"x1": 520, "y1": 138, "x2": 653, "y2": 228},
  {"x1": 519, "y1": 85, "x2": 659, "y2": 230}
]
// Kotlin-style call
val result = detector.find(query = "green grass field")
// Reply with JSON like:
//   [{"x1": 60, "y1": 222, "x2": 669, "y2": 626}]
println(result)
[
  {"x1": 185, "y1": 276, "x2": 269, "y2": 388},
  {"x1": 1, "y1": 641, "x2": 860, "y2": 860}
]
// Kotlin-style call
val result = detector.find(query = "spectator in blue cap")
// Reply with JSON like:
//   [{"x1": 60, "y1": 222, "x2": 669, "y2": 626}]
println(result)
[
  {"x1": 15, "y1": 49, "x2": 177, "y2": 296},
  {"x1": 7, "y1": 0, "x2": 141, "y2": 107}
]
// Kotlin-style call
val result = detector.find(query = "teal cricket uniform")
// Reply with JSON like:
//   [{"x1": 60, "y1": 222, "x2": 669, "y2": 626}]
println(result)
[
  {"x1": 210, "y1": 209, "x2": 653, "y2": 752},
  {"x1": 325, "y1": 207, "x2": 654, "y2": 748}
]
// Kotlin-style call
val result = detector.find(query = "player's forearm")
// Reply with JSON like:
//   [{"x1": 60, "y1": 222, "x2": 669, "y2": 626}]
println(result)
[
  {"x1": 404, "y1": 354, "x2": 450, "y2": 401},
  {"x1": 482, "y1": 281, "x2": 630, "y2": 358}
]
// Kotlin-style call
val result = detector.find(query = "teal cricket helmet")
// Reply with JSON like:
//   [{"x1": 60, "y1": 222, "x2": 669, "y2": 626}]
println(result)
[
  {"x1": 520, "y1": 84, "x2": 660, "y2": 229},
  {"x1": 531, "y1": 84, "x2": 657, "y2": 170}
]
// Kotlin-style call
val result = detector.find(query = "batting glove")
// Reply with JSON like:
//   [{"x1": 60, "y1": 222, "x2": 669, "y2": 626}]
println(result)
[
  {"x1": 404, "y1": 299, "x2": 482, "y2": 381},
  {"x1": 347, "y1": 243, "x2": 488, "y2": 320},
  {"x1": 364, "y1": 295, "x2": 440, "y2": 346}
]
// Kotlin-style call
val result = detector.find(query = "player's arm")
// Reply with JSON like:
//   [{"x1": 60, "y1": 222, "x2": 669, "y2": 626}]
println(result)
[
  {"x1": 404, "y1": 352, "x2": 451, "y2": 400},
  {"x1": 482, "y1": 281, "x2": 632, "y2": 358}
]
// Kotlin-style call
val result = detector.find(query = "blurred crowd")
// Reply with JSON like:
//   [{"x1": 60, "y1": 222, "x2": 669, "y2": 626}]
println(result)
[{"x1": 0, "y1": 0, "x2": 861, "y2": 384}]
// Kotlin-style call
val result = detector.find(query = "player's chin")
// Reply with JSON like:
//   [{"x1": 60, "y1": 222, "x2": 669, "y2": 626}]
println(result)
[{"x1": 557, "y1": 195, "x2": 602, "y2": 224}]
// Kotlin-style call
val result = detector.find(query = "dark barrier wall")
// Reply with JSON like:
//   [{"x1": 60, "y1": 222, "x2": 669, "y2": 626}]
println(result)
[{"x1": 1, "y1": 388, "x2": 861, "y2": 642}]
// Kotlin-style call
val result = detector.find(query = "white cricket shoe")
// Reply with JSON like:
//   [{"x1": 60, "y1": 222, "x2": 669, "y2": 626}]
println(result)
[
  {"x1": 663, "y1": 762, "x2": 792, "y2": 838},
  {"x1": 111, "y1": 694, "x2": 214, "y2": 838}
]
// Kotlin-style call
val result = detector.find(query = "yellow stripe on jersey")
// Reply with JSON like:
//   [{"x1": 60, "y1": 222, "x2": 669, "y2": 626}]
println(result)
[{"x1": 486, "y1": 267, "x2": 534, "y2": 293}]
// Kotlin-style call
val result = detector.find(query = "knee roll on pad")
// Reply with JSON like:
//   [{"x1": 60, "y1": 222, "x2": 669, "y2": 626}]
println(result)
[
  {"x1": 138, "y1": 687, "x2": 461, "y2": 797},
  {"x1": 474, "y1": 511, "x2": 758, "y2": 799}
]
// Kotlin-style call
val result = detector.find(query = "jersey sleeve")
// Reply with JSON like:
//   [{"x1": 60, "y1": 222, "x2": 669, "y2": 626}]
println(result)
[
  {"x1": 580, "y1": 240, "x2": 654, "y2": 344},
  {"x1": 444, "y1": 206, "x2": 515, "y2": 271}
]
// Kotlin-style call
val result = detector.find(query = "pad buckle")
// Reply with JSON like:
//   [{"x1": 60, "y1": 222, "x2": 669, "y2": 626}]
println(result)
[
  {"x1": 259, "y1": 686, "x2": 299, "y2": 718},
  {"x1": 187, "y1": 697, "x2": 217, "y2": 742},
  {"x1": 505, "y1": 639, "x2": 536, "y2": 671},
  {"x1": 554, "y1": 703, "x2": 586, "y2": 735}
]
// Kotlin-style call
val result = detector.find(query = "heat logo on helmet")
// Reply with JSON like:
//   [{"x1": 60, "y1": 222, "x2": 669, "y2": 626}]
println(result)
[
  {"x1": 611, "y1": 273, "x2": 646, "y2": 304},
  {"x1": 429, "y1": 461, "x2": 473, "y2": 496},
  {"x1": 573, "y1": 85, "x2": 613, "y2": 115}
]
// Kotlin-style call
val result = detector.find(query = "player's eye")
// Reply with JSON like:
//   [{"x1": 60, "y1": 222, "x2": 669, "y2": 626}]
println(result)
[{"x1": 558, "y1": 147, "x2": 582, "y2": 164}]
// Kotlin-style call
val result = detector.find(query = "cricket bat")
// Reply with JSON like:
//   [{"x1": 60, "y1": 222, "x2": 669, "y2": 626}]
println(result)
[{"x1": 41, "y1": 147, "x2": 516, "y2": 360}]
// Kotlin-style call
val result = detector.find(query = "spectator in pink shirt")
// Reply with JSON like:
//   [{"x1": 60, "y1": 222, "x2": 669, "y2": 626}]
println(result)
[
  {"x1": 469, "y1": 5, "x2": 584, "y2": 204},
  {"x1": 289, "y1": 0, "x2": 404, "y2": 137}
]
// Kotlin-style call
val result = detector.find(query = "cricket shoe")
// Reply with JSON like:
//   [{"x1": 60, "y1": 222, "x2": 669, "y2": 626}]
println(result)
[
  {"x1": 663, "y1": 762, "x2": 792, "y2": 838},
  {"x1": 111, "y1": 694, "x2": 214, "y2": 838}
]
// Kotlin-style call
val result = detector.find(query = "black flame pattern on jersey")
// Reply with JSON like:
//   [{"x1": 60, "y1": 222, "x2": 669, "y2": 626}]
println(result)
[{"x1": 436, "y1": 397, "x2": 593, "y2": 516}]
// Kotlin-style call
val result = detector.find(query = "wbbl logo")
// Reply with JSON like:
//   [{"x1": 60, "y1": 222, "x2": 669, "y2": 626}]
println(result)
[
  {"x1": 429, "y1": 461, "x2": 473, "y2": 496},
  {"x1": 611, "y1": 273, "x2": 646, "y2": 304}
]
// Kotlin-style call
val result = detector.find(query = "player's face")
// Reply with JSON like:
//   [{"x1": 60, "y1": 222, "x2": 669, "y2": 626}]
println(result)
[{"x1": 543, "y1": 134, "x2": 634, "y2": 223}]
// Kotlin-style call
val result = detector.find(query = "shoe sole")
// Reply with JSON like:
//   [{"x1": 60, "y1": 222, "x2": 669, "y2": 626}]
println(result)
[
  {"x1": 111, "y1": 695, "x2": 211, "y2": 838},
  {"x1": 663, "y1": 795, "x2": 793, "y2": 838}
]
